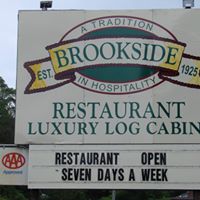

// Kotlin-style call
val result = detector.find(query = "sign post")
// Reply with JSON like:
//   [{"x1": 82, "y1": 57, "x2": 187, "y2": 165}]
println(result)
[{"x1": 112, "y1": 190, "x2": 116, "y2": 200}]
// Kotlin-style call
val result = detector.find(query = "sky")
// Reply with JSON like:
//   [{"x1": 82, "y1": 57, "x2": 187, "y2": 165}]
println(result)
[{"x1": 1, "y1": 0, "x2": 200, "y2": 88}]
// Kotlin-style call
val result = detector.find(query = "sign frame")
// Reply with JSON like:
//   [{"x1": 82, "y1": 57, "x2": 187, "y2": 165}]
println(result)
[
  {"x1": 15, "y1": 9, "x2": 200, "y2": 145},
  {"x1": 28, "y1": 144, "x2": 200, "y2": 189}
]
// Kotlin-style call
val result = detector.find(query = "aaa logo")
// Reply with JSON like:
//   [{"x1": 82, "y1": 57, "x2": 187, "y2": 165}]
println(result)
[
  {"x1": 2, "y1": 152, "x2": 26, "y2": 169},
  {"x1": 24, "y1": 16, "x2": 200, "y2": 94}
]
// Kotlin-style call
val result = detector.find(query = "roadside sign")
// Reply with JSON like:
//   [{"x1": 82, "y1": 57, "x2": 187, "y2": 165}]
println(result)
[
  {"x1": 29, "y1": 144, "x2": 200, "y2": 189},
  {"x1": 15, "y1": 9, "x2": 200, "y2": 144}
]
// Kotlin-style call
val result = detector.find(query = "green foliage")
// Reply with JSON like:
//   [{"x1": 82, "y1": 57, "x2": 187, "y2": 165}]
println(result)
[
  {"x1": 44, "y1": 190, "x2": 88, "y2": 200},
  {"x1": 116, "y1": 190, "x2": 146, "y2": 200},
  {"x1": 0, "y1": 78, "x2": 25, "y2": 200},
  {"x1": 0, "y1": 197, "x2": 8, "y2": 200},
  {"x1": 0, "y1": 76, "x2": 15, "y2": 143},
  {"x1": 43, "y1": 190, "x2": 113, "y2": 200},
  {"x1": 99, "y1": 195, "x2": 112, "y2": 200},
  {"x1": 86, "y1": 189, "x2": 110, "y2": 200},
  {"x1": 0, "y1": 186, "x2": 27, "y2": 200},
  {"x1": 115, "y1": 190, "x2": 178, "y2": 200}
]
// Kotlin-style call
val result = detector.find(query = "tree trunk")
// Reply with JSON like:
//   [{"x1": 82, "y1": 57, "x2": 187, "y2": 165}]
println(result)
[
  {"x1": 29, "y1": 189, "x2": 40, "y2": 200},
  {"x1": 194, "y1": 191, "x2": 200, "y2": 200}
]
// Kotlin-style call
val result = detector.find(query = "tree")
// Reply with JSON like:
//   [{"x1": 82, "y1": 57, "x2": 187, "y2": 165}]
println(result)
[
  {"x1": 115, "y1": 190, "x2": 183, "y2": 200},
  {"x1": 0, "y1": 77, "x2": 27, "y2": 200},
  {"x1": 0, "y1": 186, "x2": 27, "y2": 200},
  {"x1": 0, "y1": 76, "x2": 15, "y2": 143}
]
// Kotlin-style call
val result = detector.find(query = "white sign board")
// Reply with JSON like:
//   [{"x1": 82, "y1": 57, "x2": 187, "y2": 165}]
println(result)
[
  {"x1": 29, "y1": 145, "x2": 200, "y2": 189},
  {"x1": 0, "y1": 146, "x2": 28, "y2": 185},
  {"x1": 16, "y1": 9, "x2": 200, "y2": 144}
]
